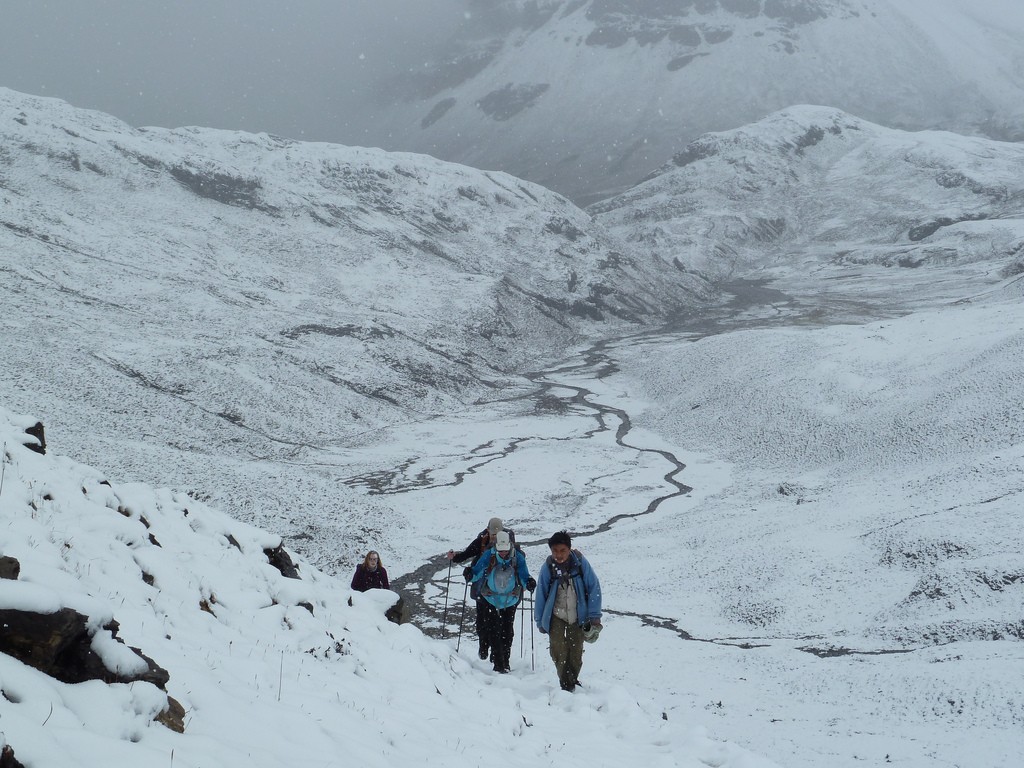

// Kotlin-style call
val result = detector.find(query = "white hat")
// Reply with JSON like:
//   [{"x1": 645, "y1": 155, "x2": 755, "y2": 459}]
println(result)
[{"x1": 494, "y1": 531, "x2": 512, "y2": 552}]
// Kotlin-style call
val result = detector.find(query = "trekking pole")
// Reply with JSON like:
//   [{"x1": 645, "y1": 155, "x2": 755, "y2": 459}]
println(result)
[
  {"x1": 520, "y1": 597, "x2": 525, "y2": 659},
  {"x1": 456, "y1": 581, "x2": 469, "y2": 652},
  {"x1": 441, "y1": 559, "x2": 453, "y2": 639},
  {"x1": 0, "y1": 442, "x2": 7, "y2": 501},
  {"x1": 529, "y1": 595, "x2": 535, "y2": 671}
]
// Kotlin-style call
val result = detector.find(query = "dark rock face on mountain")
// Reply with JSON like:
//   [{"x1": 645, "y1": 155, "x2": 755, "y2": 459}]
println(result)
[{"x1": 351, "y1": 0, "x2": 1024, "y2": 204}]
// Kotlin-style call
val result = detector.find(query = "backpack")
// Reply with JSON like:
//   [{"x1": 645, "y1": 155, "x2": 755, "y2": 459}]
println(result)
[
  {"x1": 546, "y1": 550, "x2": 590, "y2": 608},
  {"x1": 480, "y1": 551, "x2": 523, "y2": 609}
]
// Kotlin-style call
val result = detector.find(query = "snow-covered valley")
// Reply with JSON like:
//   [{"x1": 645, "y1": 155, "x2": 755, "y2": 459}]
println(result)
[{"x1": 2, "y1": 84, "x2": 1023, "y2": 768}]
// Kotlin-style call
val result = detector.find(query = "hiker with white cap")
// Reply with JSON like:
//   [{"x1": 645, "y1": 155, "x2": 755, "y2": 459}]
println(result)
[
  {"x1": 466, "y1": 530, "x2": 534, "y2": 673},
  {"x1": 446, "y1": 518, "x2": 517, "y2": 660}
]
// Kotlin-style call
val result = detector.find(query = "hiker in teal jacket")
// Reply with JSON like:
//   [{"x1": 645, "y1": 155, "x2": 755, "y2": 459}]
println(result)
[
  {"x1": 534, "y1": 530, "x2": 602, "y2": 691},
  {"x1": 467, "y1": 531, "x2": 534, "y2": 673}
]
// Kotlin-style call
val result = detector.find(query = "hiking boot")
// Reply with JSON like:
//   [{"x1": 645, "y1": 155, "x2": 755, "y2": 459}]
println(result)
[{"x1": 478, "y1": 644, "x2": 489, "y2": 660}]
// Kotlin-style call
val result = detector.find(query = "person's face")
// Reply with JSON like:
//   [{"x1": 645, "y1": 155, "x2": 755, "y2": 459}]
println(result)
[
  {"x1": 550, "y1": 544, "x2": 571, "y2": 564},
  {"x1": 367, "y1": 553, "x2": 379, "y2": 566},
  {"x1": 498, "y1": 548, "x2": 511, "y2": 558}
]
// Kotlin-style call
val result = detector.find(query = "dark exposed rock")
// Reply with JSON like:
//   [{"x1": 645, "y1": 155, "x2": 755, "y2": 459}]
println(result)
[
  {"x1": 155, "y1": 695, "x2": 186, "y2": 733},
  {"x1": 264, "y1": 544, "x2": 301, "y2": 579},
  {"x1": 385, "y1": 596, "x2": 410, "y2": 625},
  {"x1": 585, "y1": 25, "x2": 631, "y2": 47},
  {"x1": 281, "y1": 323, "x2": 394, "y2": 341},
  {"x1": 168, "y1": 165, "x2": 275, "y2": 213},
  {"x1": 703, "y1": 26, "x2": 734, "y2": 44},
  {"x1": 908, "y1": 213, "x2": 989, "y2": 241},
  {"x1": 720, "y1": 0, "x2": 761, "y2": 17},
  {"x1": 545, "y1": 217, "x2": 586, "y2": 241},
  {"x1": 0, "y1": 557, "x2": 20, "y2": 580},
  {"x1": 421, "y1": 97, "x2": 457, "y2": 129},
  {"x1": 764, "y1": 0, "x2": 829, "y2": 25},
  {"x1": 476, "y1": 83, "x2": 551, "y2": 121},
  {"x1": 128, "y1": 646, "x2": 172, "y2": 690},
  {"x1": 394, "y1": 43, "x2": 501, "y2": 100},
  {"x1": 0, "y1": 745, "x2": 25, "y2": 768},
  {"x1": 671, "y1": 138, "x2": 720, "y2": 167},
  {"x1": 23, "y1": 421, "x2": 45, "y2": 455},
  {"x1": 794, "y1": 124, "x2": 826, "y2": 151},
  {"x1": 668, "y1": 53, "x2": 708, "y2": 71},
  {"x1": 668, "y1": 25, "x2": 702, "y2": 46},
  {"x1": 0, "y1": 607, "x2": 170, "y2": 688}
]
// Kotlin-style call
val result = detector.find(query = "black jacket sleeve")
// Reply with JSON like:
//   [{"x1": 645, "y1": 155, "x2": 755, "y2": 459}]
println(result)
[{"x1": 451, "y1": 533, "x2": 486, "y2": 563}]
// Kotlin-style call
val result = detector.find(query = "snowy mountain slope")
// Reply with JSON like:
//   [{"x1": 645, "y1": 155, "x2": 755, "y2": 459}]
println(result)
[
  {"x1": 0, "y1": 404, "x2": 778, "y2": 768},
  {"x1": 267, "y1": 264, "x2": 1024, "y2": 768},
  {"x1": 348, "y1": 0, "x2": 1024, "y2": 203},
  {"x1": 587, "y1": 288, "x2": 1024, "y2": 766},
  {"x1": 0, "y1": 87, "x2": 706, "y2": 557},
  {"x1": 592, "y1": 105, "x2": 1024, "y2": 280}
]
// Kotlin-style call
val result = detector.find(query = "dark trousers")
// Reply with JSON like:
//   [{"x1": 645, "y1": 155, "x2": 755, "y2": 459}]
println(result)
[
  {"x1": 474, "y1": 597, "x2": 489, "y2": 652},
  {"x1": 548, "y1": 615, "x2": 584, "y2": 691},
  {"x1": 480, "y1": 601, "x2": 517, "y2": 670}
]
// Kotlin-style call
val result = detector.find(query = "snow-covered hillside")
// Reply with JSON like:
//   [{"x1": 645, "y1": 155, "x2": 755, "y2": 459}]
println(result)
[
  {"x1": 3, "y1": 74, "x2": 1023, "y2": 768},
  {"x1": 348, "y1": 0, "x2": 1024, "y2": 202},
  {"x1": 593, "y1": 105, "x2": 1024, "y2": 281},
  {"x1": 0, "y1": 87, "x2": 705, "y2": 560},
  {"x1": 0, "y1": 404, "x2": 775, "y2": 768}
]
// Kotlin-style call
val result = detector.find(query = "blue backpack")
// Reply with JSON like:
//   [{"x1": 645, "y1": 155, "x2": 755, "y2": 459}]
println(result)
[{"x1": 480, "y1": 551, "x2": 523, "y2": 610}]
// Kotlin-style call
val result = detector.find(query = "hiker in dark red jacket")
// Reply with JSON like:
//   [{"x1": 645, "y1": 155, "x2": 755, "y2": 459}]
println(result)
[{"x1": 351, "y1": 550, "x2": 390, "y2": 592}]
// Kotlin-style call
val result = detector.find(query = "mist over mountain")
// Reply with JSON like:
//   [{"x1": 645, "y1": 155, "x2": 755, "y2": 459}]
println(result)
[{"x1": 356, "y1": 0, "x2": 1024, "y2": 203}]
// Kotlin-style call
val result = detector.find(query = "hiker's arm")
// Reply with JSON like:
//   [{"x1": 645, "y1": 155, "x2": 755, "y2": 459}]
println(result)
[{"x1": 468, "y1": 550, "x2": 491, "y2": 583}]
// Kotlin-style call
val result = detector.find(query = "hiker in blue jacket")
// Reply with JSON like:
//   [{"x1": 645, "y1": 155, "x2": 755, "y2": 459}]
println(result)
[
  {"x1": 448, "y1": 517, "x2": 517, "y2": 661},
  {"x1": 534, "y1": 530, "x2": 602, "y2": 692},
  {"x1": 467, "y1": 531, "x2": 534, "y2": 673}
]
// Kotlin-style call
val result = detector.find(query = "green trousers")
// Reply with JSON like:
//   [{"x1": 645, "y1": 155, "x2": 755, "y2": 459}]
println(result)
[{"x1": 548, "y1": 615, "x2": 584, "y2": 691}]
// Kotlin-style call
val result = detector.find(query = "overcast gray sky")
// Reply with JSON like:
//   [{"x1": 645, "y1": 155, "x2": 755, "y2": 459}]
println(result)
[{"x1": 1, "y1": 0, "x2": 468, "y2": 142}]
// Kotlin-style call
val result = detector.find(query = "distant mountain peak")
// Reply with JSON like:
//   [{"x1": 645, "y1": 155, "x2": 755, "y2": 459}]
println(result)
[{"x1": 352, "y1": 1, "x2": 1024, "y2": 204}]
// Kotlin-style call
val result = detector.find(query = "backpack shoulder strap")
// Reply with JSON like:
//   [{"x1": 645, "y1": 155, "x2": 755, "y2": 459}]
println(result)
[{"x1": 571, "y1": 552, "x2": 590, "y2": 605}]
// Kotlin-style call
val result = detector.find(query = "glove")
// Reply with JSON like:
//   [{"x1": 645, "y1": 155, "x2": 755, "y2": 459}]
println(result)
[
  {"x1": 463, "y1": 566, "x2": 473, "y2": 582},
  {"x1": 526, "y1": 577, "x2": 536, "y2": 592}
]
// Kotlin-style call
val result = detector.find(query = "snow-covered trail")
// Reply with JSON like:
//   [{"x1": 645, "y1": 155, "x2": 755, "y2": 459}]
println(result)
[{"x1": 333, "y1": 270, "x2": 1024, "y2": 768}]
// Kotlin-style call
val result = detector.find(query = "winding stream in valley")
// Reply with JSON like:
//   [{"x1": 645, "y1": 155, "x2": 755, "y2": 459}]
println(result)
[{"x1": 383, "y1": 279, "x2": 910, "y2": 656}]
